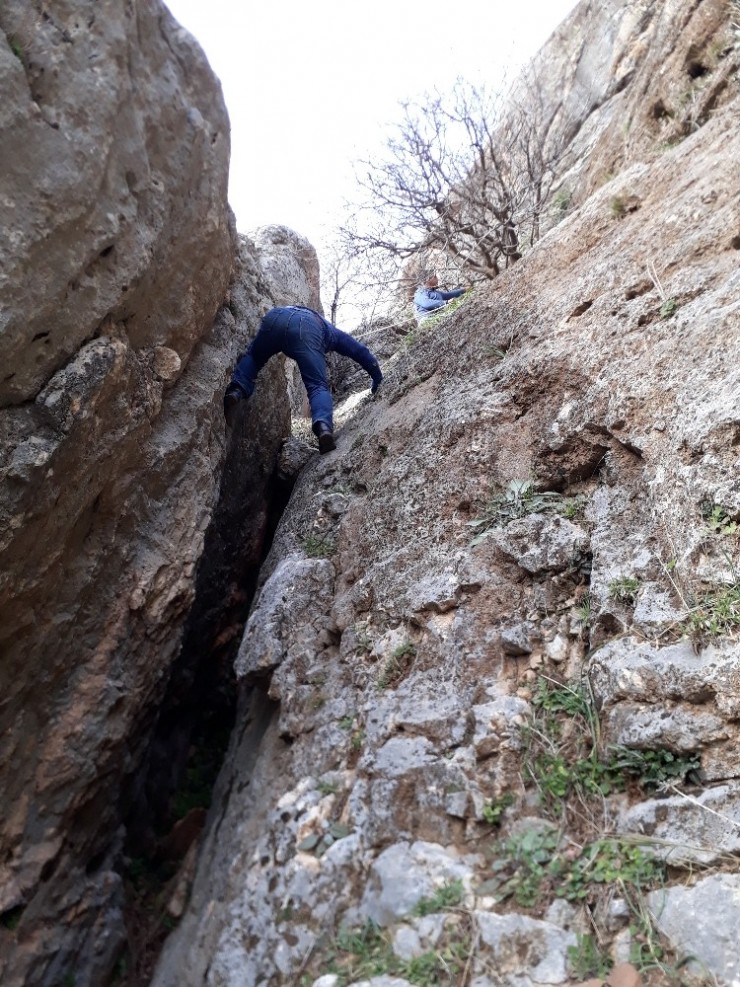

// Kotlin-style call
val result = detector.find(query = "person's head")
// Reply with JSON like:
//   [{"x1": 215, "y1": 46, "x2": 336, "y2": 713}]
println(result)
[{"x1": 422, "y1": 271, "x2": 438, "y2": 288}]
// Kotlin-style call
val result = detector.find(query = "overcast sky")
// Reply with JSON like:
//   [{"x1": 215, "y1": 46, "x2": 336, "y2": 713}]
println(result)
[{"x1": 165, "y1": 0, "x2": 580, "y2": 251}]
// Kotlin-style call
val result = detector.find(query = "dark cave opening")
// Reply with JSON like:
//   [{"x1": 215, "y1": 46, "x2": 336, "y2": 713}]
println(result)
[{"x1": 113, "y1": 436, "x2": 296, "y2": 986}]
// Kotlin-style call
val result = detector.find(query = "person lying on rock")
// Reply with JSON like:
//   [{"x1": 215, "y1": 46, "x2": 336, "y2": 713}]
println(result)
[
  {"x1": 413, "y1": 271, "x2": 468, "y2": 324},
  {"x1": 223, "y1": 305, "x2": 383, "y2": 453}
]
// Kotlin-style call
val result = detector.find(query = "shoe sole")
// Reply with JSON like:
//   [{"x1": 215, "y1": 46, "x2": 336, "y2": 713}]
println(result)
[{"x1": 318, "y1": 433, "x2": 336, "y2": 454}]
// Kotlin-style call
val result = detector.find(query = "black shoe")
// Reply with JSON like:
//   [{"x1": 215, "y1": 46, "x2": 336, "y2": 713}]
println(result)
[
  {"x1": 314, "y1": 422, "x2": 336, "y2": 454},
  {"x1": 223, "y1": 384, "x2": 245, "y2": 428}
]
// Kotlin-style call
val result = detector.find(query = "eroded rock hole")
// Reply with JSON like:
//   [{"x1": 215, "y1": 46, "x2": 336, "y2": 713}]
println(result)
[
  {"x1": 651, "y1": 100, "x2": 671, "y2": 120},
  {"x1": 569, "y1": 300, "x2": 593, "y2": 318},
  {"x1": 687, "y1": 60, "x2": 708, "y2": 79}
]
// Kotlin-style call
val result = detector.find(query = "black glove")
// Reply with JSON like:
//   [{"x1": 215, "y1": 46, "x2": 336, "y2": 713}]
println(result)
[{"x1": 371, "y1": 371, "x2": 382, "y2": 395}]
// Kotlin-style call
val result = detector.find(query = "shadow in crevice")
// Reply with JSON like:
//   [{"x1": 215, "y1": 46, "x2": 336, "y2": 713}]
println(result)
[{"x1": 115, "y1": 415, "x2": 295, "y2": 985}]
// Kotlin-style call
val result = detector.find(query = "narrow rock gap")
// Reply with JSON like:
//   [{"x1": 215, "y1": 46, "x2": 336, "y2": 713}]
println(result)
[{"x1": 115, "y1": 437, "x2": 297, "y2": 985}]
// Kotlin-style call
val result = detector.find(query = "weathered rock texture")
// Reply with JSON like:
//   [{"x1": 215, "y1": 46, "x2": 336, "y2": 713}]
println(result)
[
  {"x1": 151, "y1": 1, "x2": 740, "y2": 985},
  {"x1": 0, "y1": 0, "x2": 232, "y2": 406},
  {"x1": 0, "y1": 3, "x2": 320, "y2": 984}
]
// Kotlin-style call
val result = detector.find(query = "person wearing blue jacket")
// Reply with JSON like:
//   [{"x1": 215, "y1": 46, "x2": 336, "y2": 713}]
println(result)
[
  {"x1": 223, "y1": 305, "x2": 383, "y2": 453},
  {"x1": 413, "y1": 272, "x2": 467, "y2": 323}
]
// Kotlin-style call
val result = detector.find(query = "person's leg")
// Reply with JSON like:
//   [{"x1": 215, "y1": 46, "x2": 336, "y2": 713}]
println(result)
[
  {"x1": 230, "y1": 312, "x2": 284, "y2": 396},
  {"x1": 283, "y1": 314, "x2": 334, "y2": 431}
]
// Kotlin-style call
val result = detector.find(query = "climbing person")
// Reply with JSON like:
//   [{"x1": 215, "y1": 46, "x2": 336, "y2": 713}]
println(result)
[
  {"x1": 223, "y1": 305, "x2": 383, "y2": 453},
  {"x1": 413, "y1": 271, "x2": 468, "y2": 324}
]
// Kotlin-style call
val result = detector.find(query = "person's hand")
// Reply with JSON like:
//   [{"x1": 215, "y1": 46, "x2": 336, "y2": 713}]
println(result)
[{"x1": 371, "y1": 372, "x2": 383, "y2": 395}]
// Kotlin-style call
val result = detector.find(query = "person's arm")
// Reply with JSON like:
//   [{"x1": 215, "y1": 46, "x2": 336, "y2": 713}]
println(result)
[
  {"x1": 437, "y1": 288, "x2": 465, "y2": 301},
  {"x1": 328, "y1": 327, "x2": 383, "y2": 392},
  {"x1": 414, "y1": 287, "x2": 444, "y2": 312}
]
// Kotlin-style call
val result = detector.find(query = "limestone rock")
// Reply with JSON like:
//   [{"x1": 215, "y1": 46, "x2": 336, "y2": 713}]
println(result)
[
  {"x1": 0, "y1": 0, "x2": 233, "y2": 406},
  {"x1": 473, "y1": 911, "x2": 576, "y2": 985},
  {"x1": 359, "y1": 842, "x2": 475, "y2": 926},
  {"x1": 618, "y1": 783, "x2": 740, "y2": 865},
  {"x1": 648, "y1": 875, "x2": 740, "y2": 984},
  {"x1": 491, "y1": 515, "x2": 590, "y2": 574},
  {"x1": 250, "y1": 225, "x2": 321, "y2": 311},
  {"x1": 234, "y1": 555, "x2": 336, "y2": 680}
]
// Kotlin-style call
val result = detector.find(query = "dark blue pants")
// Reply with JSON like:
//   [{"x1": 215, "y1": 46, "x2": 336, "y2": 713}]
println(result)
[{"x1": 231, "y1": 308, "x2": 334, "y2": 430}]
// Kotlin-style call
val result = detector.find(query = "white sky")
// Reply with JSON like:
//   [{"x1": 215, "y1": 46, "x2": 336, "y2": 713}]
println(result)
[{"x1": 164, "y1": 0, "x2": 580, "y2": 251}]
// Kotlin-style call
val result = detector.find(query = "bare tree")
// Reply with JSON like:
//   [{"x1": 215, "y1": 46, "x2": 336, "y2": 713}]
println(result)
[
  {"x1": 317, "y1": 223, "x2": 410, "y2": 329},
  {"x1": 344, "y1": 72, "x2": 567, "y2": 281}
]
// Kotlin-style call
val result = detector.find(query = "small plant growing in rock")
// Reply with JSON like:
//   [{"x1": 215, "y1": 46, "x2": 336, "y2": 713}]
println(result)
[
  {"x1": 468, "y1": 480, "x2": 567, "y2": 544},
  {"x1": 303, "y1": 534, "x2": 336, "y2": 558},
  {"x1": 609, "y1": 195, "x2": 627, "y2": 218},
  {"x1": 646, "y1": 258, "x2": 680, "y2": 320},
  {"x1": 608, "y1": 576, "x2": 641, "y2": 604},
  {"x1": 685, "y1": 582, "x2": 740, "y2": 639},
  {"x1": 353, "y1": 624, "x2": 373, "y2": 654},
  {"x1": 490, "y1": 830, "x2": 664, "y2": 910},
  {"x1": 481, "y1": 793, "x2": 515, "y2": 826},
  {"x1": 377, "y1": 642, "x2": 416, "y2": 689},
  {"x1": 575, "y1": 594, "x2": 592, "y2": 626},
  {"x1": 568, "y1": 933, "x2": 613, "y2": 980},
  {"x1": 608, "y1": 746, "x2": 701, "y2": 789},
  {"x1": 412, "y1": 879, "x2": 465, "y2": 916},
  {"x1": 559, "y1": 495, "x2": 586, "y2": 520},
  {"x1": 702, "y1": 502, "x2": 739, "y2": 537},
  {"x1": 659, "y1": 297, "x2": 678, "y2": 319},
  {"x1": 317, "y1": 780, "x2": 340, "y2": 796},
  {"x1": 552, "y1": 187, "x2": 572, "y2": 215},
  {"x1": 321, "y1": 916, "x2": 469, "y2": 985}
]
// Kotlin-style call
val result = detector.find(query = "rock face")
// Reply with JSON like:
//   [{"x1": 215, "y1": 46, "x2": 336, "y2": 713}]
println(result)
[
  {"x1": 151, "y1": 1, "x2": 740, "y2": 985},
  {"x1": 250, "y1": 225, "x2": 322, "y2": 311},
  {"x1": 0, "y1": 3, "x2": 319, "y2": 984},
  {"x1": 0, "y1": 0, "x2": 232, "y2": 406}
]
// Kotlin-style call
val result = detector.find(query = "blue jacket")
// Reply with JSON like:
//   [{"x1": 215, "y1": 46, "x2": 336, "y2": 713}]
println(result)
[{"x1": 413, "y1": 286, "x2": 464, "y2": 316}]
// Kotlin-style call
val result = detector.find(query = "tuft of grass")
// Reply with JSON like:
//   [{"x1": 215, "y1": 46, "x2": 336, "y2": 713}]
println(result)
[
  {"x1": 575, "y1": 594, "x2": 592, "y2": 626},
  {"x1": 659, "y1": 297, "x2": 678, "y2": 319},
  {"x1": 568, "y1": 933, "x2": 613, "y2": 980},
  {"x1": 608, "y1": 576, "x2": 641, "y2": 604},
  {"x1": 526, "y1": 678, "x2": 700, "y2": 809},
  {"x1": 321, "y1": 917, "x2": 470, "y2": 986},
  {"x1": 560, "y1": 495, "x2": 586, "y2": 520},
  {"x1": 412, "y1": 879, "x2": 465, "y2": 916},
  {"x1": 467, "y1": 480, "x2": 569, "y2": 544},
  {"x1": 552, "y1": 187, "x2": 572, "y2": 215},
  {"x1": 317, "y1": 780, "x2": 340, "y2": 796},
  {"x1": 377, "y1": 642, "x2": 416, "y2": 690},
  {"x1": 685, "y1": 582, "x2": 740, "y2": 638}
]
